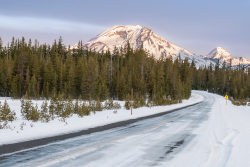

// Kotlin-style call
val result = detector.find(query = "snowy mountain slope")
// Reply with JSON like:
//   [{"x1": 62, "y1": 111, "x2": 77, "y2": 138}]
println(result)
[
  {"x1": 74, "y1": 25, "x2": 213, "y2": 68},
  {"x1": 232, "y1": 57, "x2": 250, "y2": 66},
  {"x1": 82, "y1": 25, "x2": 192, "y2": 58},
  {"x1": 204, "y1": 47, "x2": 250, "y2": 66},
  {"x1": 205, "y1": 47, "x2": 232, "y2": 61},
  {"x1": 71, "y1": 25, "x2": 250, "y2": 68},
  {"x1": 231, "y1": 63, "x2": 250, "y2": 72}
]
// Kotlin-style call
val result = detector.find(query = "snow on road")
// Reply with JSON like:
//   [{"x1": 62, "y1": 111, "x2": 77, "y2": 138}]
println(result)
[
  {"x1": 0, "y1": 92, "x2": 203, "y2": 145},
  {"x1": 1, "y1": 91, "x2": 250, "y2": 167}
]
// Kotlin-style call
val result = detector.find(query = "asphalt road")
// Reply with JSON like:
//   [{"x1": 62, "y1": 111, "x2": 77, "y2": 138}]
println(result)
[{"x1": 0, "y1": 92, "x2": 214, "y2": 167}]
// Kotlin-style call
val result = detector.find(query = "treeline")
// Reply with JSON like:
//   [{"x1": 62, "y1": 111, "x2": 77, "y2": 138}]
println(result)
[
  {"x1": 192, "y1": 60, "x2": 250, "y2": 100},
  {"x1": 0, "y1": 37, "x2": 192, "y2": 102}
]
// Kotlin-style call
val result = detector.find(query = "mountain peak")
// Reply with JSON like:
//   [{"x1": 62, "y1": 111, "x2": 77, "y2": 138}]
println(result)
[
  {"x1": 215, "y1": 47, "x2": 230, "y2": 53},
  {"x1": 81, "y1": 24, "x2": 192, "y2": 59},
  {"x1": 205, "y1": 47, "x2": 250, "y2": 66},
  {"x1": 216, "y1": 46, "x2": 226, "y2": 50},
  {"x1": 206, "y1": 47, "x2": 232, "y2": 60},
  {"x1": 107, "y1": 24, "x2": 143, "y2": 32}
]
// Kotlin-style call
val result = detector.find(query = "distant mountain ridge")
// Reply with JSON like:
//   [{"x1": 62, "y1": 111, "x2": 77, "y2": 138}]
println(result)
[
  {"x1": 71, "y1": 25, "x2": 250, "y2": 68},
  {"x1": 204, "y1": 47, "x2": 250, "y2": 66}
]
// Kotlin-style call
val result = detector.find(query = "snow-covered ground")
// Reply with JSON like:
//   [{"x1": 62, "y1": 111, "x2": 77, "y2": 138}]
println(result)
[
  {"x1": 1, "y1": 91, "x2": 250, "y2": 167},
  {"x1": 0, "y1": 93, "x2": 203, "y2": 145},
  {"x1": 201, "y1": 91, "x2": 250, "y2": 167},
  {"x1": 172, "y1": 90, "x2": 250, "y2": 167}
]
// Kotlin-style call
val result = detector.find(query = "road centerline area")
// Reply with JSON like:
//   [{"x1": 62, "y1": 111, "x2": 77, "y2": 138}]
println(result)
[
  {"x1": 0, "y1": 101, "x2": 202, "y2": 156},
  {"x1": 27, "y1": 103, "x2": 204, "y2": 167}
]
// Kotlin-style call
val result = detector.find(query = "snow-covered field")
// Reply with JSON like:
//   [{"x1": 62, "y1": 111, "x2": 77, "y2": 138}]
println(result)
[{"x1": 0, "y1": 93, "x2": 203, "y2": 145}]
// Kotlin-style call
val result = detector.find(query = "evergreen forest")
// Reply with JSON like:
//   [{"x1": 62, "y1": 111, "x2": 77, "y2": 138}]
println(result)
[{"x1": 0, "y1": 37, "x2": 249, "y2": 103}]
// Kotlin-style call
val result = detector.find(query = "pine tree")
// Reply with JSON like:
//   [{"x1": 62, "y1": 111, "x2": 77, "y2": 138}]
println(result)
[
  {"x1": 124, "y1": 93, "x2": 131, "y2": 110},
  {"x1": 81, "y1": 56, "x2": 98, "y2": 100},
  {"x1": 118, "y1": 72, "x2": 126, "y2": 100},
  {"x1": 40, "y1": 100, "x2": 50, "y2": 122},
  {"x1": 239, "y1": 88, "x2": 245, "y2": 100},
  {"x1": 49, "y1": 87, "x2": 57, "y2": 120},
  {"x1": 11, "y1": 75, "x2": 18, "y2": 98},
  {"x1": 30, "y1": 103, "x2": 40, "y2": 122},
  {"x1": 29, "y1": 74, "x2": 37, "y2": 98},
  {"x1": 0, "y1": 100, "x2": 17, "y2": 128},
  {"x1": 60, "y1": 95, "x2": 73, "y2": 121},
  {"x1": 20, "y1": 94, "x2": 33, "y2": 120},
  {"x1": 96, "y1": 76, "x2": 109, "y2": 101}
]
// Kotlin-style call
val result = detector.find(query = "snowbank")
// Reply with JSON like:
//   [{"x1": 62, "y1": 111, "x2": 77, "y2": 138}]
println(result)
[
  {"x1": 201, "y1": 91, "x2": 250, "y2": 167},
  {"x1": 0, "y1": 92, "x2": 203, "y2": 145},
  {"x1": 146, "y1": 90, "x2": 250, "y2": 167}
]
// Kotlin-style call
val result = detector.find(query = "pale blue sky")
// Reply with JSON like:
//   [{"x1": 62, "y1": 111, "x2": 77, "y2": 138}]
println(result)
[{"x1": 0, "y1": 0, "x2": 249, "y2": 59}]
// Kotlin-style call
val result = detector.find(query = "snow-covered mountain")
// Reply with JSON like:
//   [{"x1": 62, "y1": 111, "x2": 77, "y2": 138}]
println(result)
[
  {"x1": 204, "y1": 47, "x2": 250, "y2": 66},
  {"x1": 71, "y1": 25, "x2": 250, "y2": 68},
  {"x1": 205, "y1": 47, "x2": 232, "y2": 62},
  {"x1": 81, "y1": 25, "x2": 193, "y2": 58}
]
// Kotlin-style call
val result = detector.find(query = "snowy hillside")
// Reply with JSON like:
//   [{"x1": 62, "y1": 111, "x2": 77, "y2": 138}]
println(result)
[{"x1": 71, "y1": 25, "x2": 250, "y2": 68}]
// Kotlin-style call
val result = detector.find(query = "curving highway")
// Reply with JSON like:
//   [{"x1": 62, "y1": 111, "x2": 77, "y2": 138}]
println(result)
[{"x1": 0, "y1": 91, "x2": 214, "y2": 167}]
